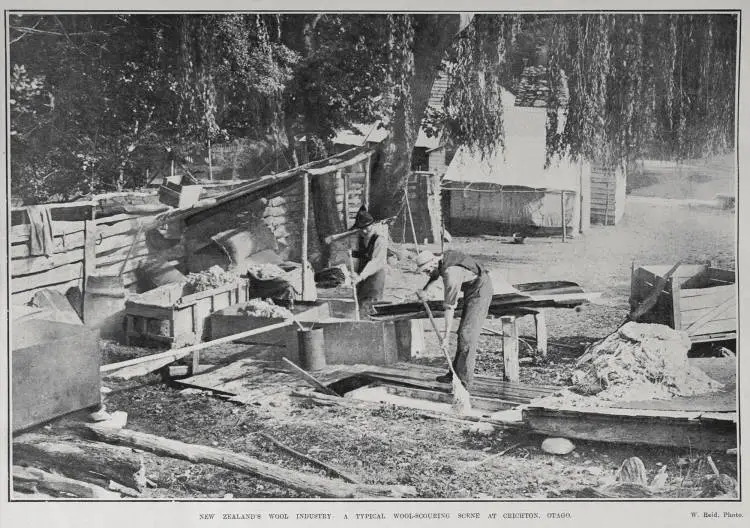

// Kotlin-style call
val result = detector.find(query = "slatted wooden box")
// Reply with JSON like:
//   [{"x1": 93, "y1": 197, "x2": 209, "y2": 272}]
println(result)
[
  {"x1": 630, "y1": 265, "x2": 736, "y2": 344},
  {"x1": 124, "y1": 278, "x2": 250, "y2": 348}
]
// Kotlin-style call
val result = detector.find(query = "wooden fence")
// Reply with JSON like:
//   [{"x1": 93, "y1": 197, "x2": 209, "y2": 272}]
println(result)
[{"x1": 10, "y1": 204, "x2": 165, "y2": 306}]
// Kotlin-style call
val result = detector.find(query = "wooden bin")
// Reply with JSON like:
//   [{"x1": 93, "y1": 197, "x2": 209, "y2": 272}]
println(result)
[
  {"x1": 630, "y1": 265, "x2": 736, "y2": 344},
  {"x1": 124, "y1": 278, "x2": 250, "y2": 348},
  {"x1": 13, "y1": 320, "x2": 100, "y2": 432}
]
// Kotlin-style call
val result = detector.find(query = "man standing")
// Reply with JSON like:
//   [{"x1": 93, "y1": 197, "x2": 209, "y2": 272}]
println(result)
[
  {"x1": 350, "y1": 206, "x2": 388, "y2": 317},
  {"x1": 415, "y1": 249, "x2": 493, "y2": 386}
]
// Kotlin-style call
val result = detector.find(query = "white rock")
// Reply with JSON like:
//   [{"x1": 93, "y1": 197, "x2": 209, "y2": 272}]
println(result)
[
  {"x1": 466, "y1": 422, "x2": 496, "y2": 435},
  {"x1": 541, "y1": 437, "x2": 576, "y2": 455},
  {"x1": 98, "y1": 411, "x2": 128, "y2": 429}
]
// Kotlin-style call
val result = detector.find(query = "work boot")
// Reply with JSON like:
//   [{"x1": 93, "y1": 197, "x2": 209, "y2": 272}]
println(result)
[{"x1": 435, "y1": 371, "x2": 453, "y2": 384}]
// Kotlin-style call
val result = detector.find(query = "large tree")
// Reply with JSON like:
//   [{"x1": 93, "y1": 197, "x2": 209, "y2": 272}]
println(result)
[{"x1": 9, "y1": 13, "x2": 738, "y2": 211}]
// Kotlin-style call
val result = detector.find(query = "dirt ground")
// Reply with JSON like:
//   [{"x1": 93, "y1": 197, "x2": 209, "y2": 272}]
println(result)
[{"x1": 27, "y1": 166, "x2": 738, "y2": 500}]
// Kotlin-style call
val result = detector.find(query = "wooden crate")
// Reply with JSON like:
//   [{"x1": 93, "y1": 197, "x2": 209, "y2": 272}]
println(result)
[
  {"x1": 158, "y1": 176, "x2": 202, "y2": 209},
  {"x1": 630, "y1": 265, "x2": 736, "y2": 344},
  {"x1": 124, "y1": 279, "x2": 250, "y2": 348}
]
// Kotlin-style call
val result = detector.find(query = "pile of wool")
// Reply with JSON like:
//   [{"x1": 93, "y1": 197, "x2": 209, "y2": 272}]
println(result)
[
  {"x1": 569, "y1": 322, "x2": 724, "y2": 403},
  {"x1": 239, "y1": 298, "x2": 294, "y2": 319},
  {"x1": 185, "y1": 266, "x2": 240, "y2": 293},
  {"x1": 245, "y1": 263, "x2": 286, "y2": 280}
]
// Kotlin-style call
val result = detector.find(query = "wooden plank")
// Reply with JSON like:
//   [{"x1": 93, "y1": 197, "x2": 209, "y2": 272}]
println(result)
[
  {"x1": 301, "y1": 172, "x2": 310, "y2": 299},
  {"x1": 97, "y1": 255, "x2": 150, "y2": 277},
  {"x1": 11, "y1": 249, "x2": 84, "y2": 277},
  {"x1": 11, "y1": 278, "x2": 82, "y2": 306},
  {"x1": 384, "y1": 385, "x2": 517, "y2": 412},
  {"x1": 671, "y1": 278, "x2": 682, "y2": 330},
  {"x1": 12, "y1": 262, "x2": 83, "y2": 294},
  {"x1": 341, "y1": 170, "x2": 349, "y2": 226},
  {"x1": 679, "y1": 285, "x2": 735, "y2": 307},
  {"x1": 690, "y1": 331, "x2": 736, "y2": 344},
  {"x1": 707, "y1": 268, "x2": 735, "y2": 284},
  {"x1": 684, "y1": 297, "x2": 736, "y2": 333},
  {"x1": 83, "y1": 220, "x2": 96, "y2": 303},
  {"x1": 281, "y1": 357, "x2": 341, "y2": 397},
  {"x1": 501, "y1": 316, "x2": 519, "y2": 382},
  {"x1": 96, "y1": 217, "x2": 150, "y2": 238},
  {"x1": 94, "y1": 212, "x2": 159, "y2": 225},
  {"x1": 103, "y1": 320, "x2": 294, "y2": 377},
  {"x1": 96, "y1": 244, "x2": 150, "y2": 269},
  {"x1": 95, "y1": 232, "x2": 148, "y2": 255},
  {"x1": 10, "y1": 220, "x2": 85, "y2": 244},
  {"x1": 690, "y1": 317, "x2": 736, "y2": 337},
  {"x1": 523, "y1": 406, "x2": 736, "y2": 451},
  {"x1": 11, "y1": 231, "x2": 86, "y2": 257}
]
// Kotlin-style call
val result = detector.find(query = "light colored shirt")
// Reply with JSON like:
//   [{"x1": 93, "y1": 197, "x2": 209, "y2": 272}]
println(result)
[
  {"x1": 442, "y1": 265, "x2": 477, "y2": 309},
  {"x1": 358, "y1": 229, "x2": 387, "y2": 281}
]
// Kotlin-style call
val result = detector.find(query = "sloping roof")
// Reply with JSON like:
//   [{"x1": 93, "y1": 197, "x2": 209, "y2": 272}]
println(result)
[
  {"x1": 333, "y1": 122, "x2": 390, "y2": 146},
  {"x1": 176, "y1": 147, "x2": 375, "y2": 223},
  {"x1": 333, "y1": 71, "x2": 450, "y2": 149},
  {"x1": 513, "y1": 66, "x2": 569, "y2": 109},
  {"x1": 428, "y1": 73, "x2": 449, "y2": 108}
]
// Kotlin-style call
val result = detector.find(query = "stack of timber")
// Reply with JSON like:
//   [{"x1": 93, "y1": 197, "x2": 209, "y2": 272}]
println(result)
[
  {"x1": 371, "y1": 280, "x2": 598, "y2": 321},
  {"x1": 630, "y1": 264, "x2": 736, "y2": 344}
]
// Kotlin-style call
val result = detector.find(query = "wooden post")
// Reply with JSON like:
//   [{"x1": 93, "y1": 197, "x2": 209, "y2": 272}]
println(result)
[
  {"x1": 341, "y1": 170, "x2": 349, "y2": 226},
  {"x1": 533, "y1": 310, "x2": 548, "y2": 359},
  {"x1": 404, "y1": 185, "x2": 419, "y2": 253},
  {"x1": 363, "y1": 157, "x2": 371, "y2": 208},
  {"x1": 578, "y1": 160, "x2": 584, "y2": 234},
  {"x1": 501, "y1": 316, "x2": 519, "y2": 382},
  {"x1": 208, "y1": 139, "x2": 213, "y2": 181},
  {"x1": 561, "y1": 191, "x2": 566, "y2": 242},
  {"x1": 301, "y1": 172, "x2": 310, "y2": 300},
  {"x1": 603, "y1": 180, "x2": 611, "y2": 226},
  {"x1": 82, "y1": 219, "x2": 97, "y2": 323},
  {"x1": 670, "y1": 277, "x2": 682, "y2": 332}
]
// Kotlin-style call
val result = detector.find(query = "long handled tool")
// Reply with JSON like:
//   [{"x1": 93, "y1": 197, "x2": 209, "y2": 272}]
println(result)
[
  {"x1": 348, "y1": 250, "x2": 360, "y2": 321},
  {"x1": 418, "y1": 295, "x2": 472, "y2": 415}
]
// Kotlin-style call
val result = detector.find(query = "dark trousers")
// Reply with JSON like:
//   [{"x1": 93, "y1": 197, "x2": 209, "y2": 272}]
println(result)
[
  {"x1": 452, "y1": 273, "x2": 493, "y2": 385},
  {"x1": 356, "y1": 268, "x2": 386, "y2": 317}
]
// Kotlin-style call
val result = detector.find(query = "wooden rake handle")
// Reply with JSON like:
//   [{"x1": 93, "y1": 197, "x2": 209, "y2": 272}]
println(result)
[{"x1": 419, "y1": 296, "x2": 459, "y2": 379}]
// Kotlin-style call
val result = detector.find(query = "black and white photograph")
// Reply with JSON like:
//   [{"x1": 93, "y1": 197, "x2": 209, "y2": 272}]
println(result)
[{"x1": 1, "y1": 2, "x2": 746, "y2": 525}]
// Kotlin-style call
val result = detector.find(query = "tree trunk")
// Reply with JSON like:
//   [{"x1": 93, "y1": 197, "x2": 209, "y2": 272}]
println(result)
[
  {"x1": 13, "y1": 432, "x2": 147, "y2": 492},
  {"x1": 369, "y1": 14, "x2": 468, "y2": 220},
  {"x1": 13, "y1": 465, "x2": 122, "y2": 499},
  {"x1": 87, "y1": 424, "x2": 416, "y2": 499}
]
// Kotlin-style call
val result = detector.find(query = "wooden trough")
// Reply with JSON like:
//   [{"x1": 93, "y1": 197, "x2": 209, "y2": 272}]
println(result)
[{"x1": 630, "y1": 264, "x2": 736, "y2": 344}]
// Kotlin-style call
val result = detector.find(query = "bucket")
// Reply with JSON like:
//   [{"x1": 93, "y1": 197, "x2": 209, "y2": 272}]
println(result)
[{"x1": 297, "y1": 328, "x2": 326, "y2": 371}]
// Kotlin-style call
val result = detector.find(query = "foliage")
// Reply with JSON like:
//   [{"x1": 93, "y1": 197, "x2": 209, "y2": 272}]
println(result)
[
  {"x1": 8, "y1": 13, "x2": 739, "y2": 206},
  {"x1": 546, "y1": 14, "x2": 737, "y2": 166},
  {"x1": 8, "y1": 14, "x2": 299, "y2": 204}
]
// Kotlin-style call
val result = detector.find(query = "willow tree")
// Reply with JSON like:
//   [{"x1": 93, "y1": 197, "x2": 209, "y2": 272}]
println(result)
[{"x1": 545, "y1": 13, "x2": 737, "y2": 166}]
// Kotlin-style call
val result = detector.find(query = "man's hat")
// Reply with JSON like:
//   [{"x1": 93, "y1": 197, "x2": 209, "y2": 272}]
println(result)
[
  {"x1": 352, "y1": 205, "x2": 374, "y2": 230},
  {"x1": 416, "y1": 250, "x2": 438, "y2": 271}
]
